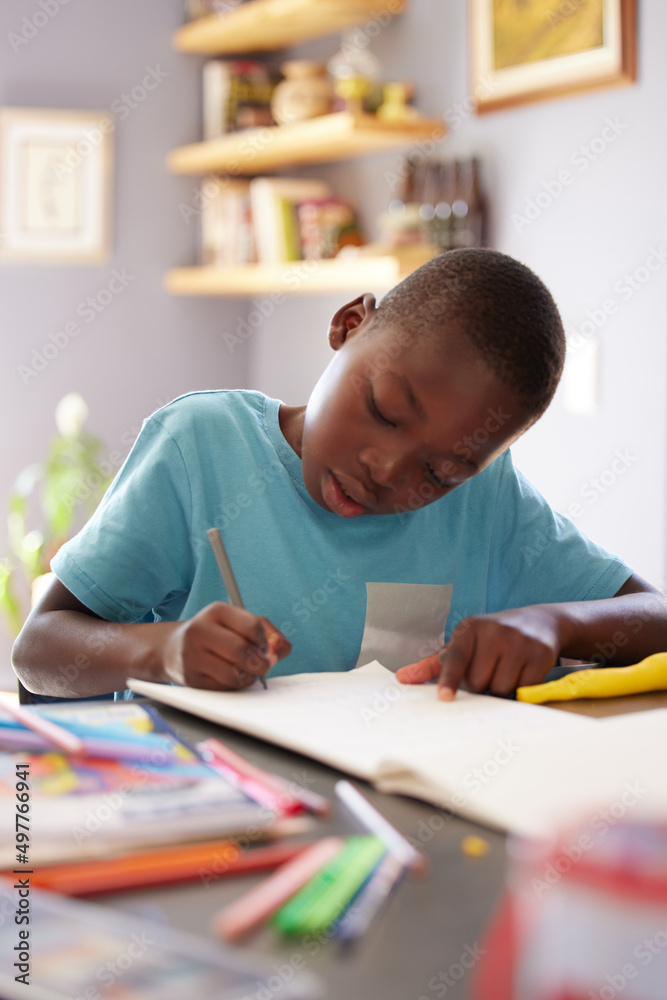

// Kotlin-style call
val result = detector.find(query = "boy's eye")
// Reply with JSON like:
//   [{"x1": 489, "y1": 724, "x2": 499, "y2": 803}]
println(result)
[{"x1": 369, "y1": 389, "x2": 395, "y2": 427}]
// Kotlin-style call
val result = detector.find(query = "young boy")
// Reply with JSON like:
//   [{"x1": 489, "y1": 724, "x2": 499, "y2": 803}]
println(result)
[{"x1": 12, "y1": 250, "x2": 667, "y2": 701}]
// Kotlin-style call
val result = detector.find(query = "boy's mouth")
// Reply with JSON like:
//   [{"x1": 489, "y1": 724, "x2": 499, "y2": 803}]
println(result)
[{"x1": 323, "y1": 471, "x2": 372, "y2": 518}]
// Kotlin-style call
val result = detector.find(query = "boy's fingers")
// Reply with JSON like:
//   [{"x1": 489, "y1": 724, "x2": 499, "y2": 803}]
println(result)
[
  {"x1": 396, "y1": 654, "x2": 441, "y2": 684},
  {"x1": 466, "y1": 649, "x2": 500, "y2": 694},
  {"x1": 486, "y1": 657, "x2": 525, "y2": 697},
  {"x1": 261, "y1": 618, "x2": 292, "y2": 661},
  {"x1": 184, "y1": 648, "x2": 259, "y2": 691},
  {"x1": 438, "y1": 633, "x2": 474, "y2": 700},
  {"x1": 200, "y1": 624, "x2": 270, "y2": 677},
  {"x1": 207, "y1": 601, "x2": 268, "y2": 649},
  {"x1": 190, "y1": 605, "x2": 270, "y2": 678},
  {"x1": 516, "y1": 658, "x2": 554, "y2": 691}
]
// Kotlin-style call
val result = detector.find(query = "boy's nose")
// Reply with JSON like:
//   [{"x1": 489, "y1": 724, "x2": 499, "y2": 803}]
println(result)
[{"x1": 359, "y1": 446, "x2": 410, "y2": 490}]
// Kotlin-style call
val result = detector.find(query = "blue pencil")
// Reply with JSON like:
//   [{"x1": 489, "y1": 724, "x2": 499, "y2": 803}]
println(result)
[{"x1": 335, "y1": 852, "x2": 406, "y2": 943}]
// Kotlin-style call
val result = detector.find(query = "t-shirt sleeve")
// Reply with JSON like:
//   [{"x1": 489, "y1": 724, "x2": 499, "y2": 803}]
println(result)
[
  {"x1": 51, "y1": 413, "x2": 194, "y2": 623},
  {"x1": 485, "y1": 451, "x2": 634, "y2": 612}
]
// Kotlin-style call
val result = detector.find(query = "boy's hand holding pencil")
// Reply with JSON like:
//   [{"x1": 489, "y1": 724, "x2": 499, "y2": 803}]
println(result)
[
  {"x1": 159, "y1": 527, "x2": 290, "y2": 692},
  {"x1": 161, "y1": 604, "x2": 290, "y2": 691}
]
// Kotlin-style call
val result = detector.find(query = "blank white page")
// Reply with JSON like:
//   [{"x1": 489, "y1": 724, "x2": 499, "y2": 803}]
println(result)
[{"x1": 389, "y1": 707, "x2": 667, "y2": 836}]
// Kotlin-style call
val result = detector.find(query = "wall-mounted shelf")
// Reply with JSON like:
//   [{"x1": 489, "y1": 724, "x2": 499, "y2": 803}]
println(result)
[
  {"x1": 168, "y1": 111, "x2": 445, "y2": 175},
  {"x1": 167, "y1": 0, "x2": 439, "y2": 298},
  {"x1": 173, "y1": 0, "x2": 408, "y2": 55},
  {"x1": 165, "y1": 247, "x2": 438, "y2": 297}
]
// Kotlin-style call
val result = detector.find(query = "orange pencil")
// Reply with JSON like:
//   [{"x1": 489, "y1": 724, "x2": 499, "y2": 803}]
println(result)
[{"x1": 22, "y1": 838, "x2": 315, "y2": 896}]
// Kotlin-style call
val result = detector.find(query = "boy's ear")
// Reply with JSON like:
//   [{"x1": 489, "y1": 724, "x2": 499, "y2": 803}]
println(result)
[{"x1": 328, "y1": 293, "x2": 377, "y2": 350}]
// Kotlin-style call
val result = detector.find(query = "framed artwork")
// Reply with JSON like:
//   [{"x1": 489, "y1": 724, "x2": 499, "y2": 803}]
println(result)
[
  {"x1": 0, "y1": 107, "x2": 113, "y2": 265},
  {"x1": 470, "y1": 0, "x2": 637, "y2": 113}
]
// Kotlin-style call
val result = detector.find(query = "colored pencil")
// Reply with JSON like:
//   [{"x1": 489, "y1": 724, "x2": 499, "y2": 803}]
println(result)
[
  {"x1": 198, "y1": 738, "x2": 302, "y2": 815},
  {"x1": 0, "y1": 726, "x2": 178, "y2": 762},
  {"x1": 274, "y1": 836, "x2": 386, "y2": 936},
  {"x1": 0, "y1": 695, "x2": 84, "y2": 755},
  {"x1": 335, "y1": 780, "x2": 428, "y2": 874},
  {"x1": 21, "y1": 838, "x2": 314, "y2": 896},
  {"x1": 335, "y1": 851, "x2": 406, "y2": 943},
  {"x1": 198, "y1": 738, "x2": 330, "y2": 817},
  {"x1": 213, "y1": 836, "x2": 345, "y2": 942},
  {"x1": 207, "y1": 527, "x2": 267, "y2": 689},
  {"x1": 282, "y1": 781, "x2": 330, "y2": 818}
]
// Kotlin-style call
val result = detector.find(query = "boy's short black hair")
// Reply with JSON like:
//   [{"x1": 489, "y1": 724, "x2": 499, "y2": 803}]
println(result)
[{"x1": 371, "y1": 248, "x2": 566, "y2": 423}]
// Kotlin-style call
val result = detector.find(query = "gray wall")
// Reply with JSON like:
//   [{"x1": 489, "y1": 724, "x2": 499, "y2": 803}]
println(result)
[
  {"x1": 0, "y1": 0, "x2": 248, "y2": 684},
  {"x1": 249, "y1": 0, "x2": 667, "y2": 593}
]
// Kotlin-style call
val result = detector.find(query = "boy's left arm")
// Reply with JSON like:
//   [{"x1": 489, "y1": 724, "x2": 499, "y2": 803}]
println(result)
[{"x1": 396, "y1": 574, "x2": 667, "y2": 699}]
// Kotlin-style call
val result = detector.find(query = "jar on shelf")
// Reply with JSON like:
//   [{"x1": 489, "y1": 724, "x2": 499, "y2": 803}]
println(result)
[
  {"x1": 270, "y1": 60, "x2": 334, "y2": 125},
  {"x1": 376, "y1": 82, "x2": 418, "y2": 123},
  {"x1": 327, "y1": 29, "x2": 382, "y2": 113}
]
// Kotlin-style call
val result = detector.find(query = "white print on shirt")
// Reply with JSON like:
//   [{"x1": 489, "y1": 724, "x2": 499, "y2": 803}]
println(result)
[{"x1": 355, "y1": 582, "x2": 453, "y2": 672}]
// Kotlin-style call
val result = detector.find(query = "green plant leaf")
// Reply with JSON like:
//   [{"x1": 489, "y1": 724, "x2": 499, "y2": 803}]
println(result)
[
  {"x1": 0, "y1": 560, "x2": 24, "y2": 637},
  {"x1": 0, "y1": 397, "x2": 112, "y2": 634}
]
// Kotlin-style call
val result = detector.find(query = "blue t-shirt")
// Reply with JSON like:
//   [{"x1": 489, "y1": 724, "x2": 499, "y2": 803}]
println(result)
[{"x1": 52, "y1": 390, "x2": 633, "y2": 677}]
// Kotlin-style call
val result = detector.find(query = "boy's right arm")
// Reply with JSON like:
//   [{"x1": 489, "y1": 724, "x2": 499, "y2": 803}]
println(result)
[{"x1": 12, "y1": 577, "x2": 290, "y2": 698}]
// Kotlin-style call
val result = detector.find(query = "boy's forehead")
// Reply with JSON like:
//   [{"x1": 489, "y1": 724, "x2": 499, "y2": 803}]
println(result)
[{"x1": 360, "y1": 319, "x2": 488, "y2": 388}]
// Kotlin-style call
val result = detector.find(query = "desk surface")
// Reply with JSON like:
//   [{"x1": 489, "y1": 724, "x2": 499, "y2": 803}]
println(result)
[
  {"x1": 97, "y1": 702, "x2": 506, "y2": 1000},
  {"x1": 94, "y1": 691, "x2": 667, "y2": 1000}
]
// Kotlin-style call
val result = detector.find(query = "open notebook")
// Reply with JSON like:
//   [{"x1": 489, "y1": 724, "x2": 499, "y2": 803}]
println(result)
[{"x1": 129, "y1": 662, "x2": 667, "y2": 837}]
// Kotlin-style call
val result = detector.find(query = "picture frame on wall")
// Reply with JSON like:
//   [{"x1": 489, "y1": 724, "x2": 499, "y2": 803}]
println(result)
[
  {"x1": 470, "y1": 0, "x2": 637, "y2": 114},
  {"x1": 0, "y1": 107, "x2": 113, "y2": 265}
]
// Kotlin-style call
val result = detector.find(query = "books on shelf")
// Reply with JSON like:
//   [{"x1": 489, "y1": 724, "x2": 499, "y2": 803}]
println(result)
[
  {"x1": 199, "y1": 175, "x2": 366, "y2": 267},
  {"x1": 249, "y1": 177, "x2": 332, "y2": 264},
  {"x1": 200, "y1": 177, "x2": 256, "y2": 266},
  {"x1": 297, "y1": 197, "x2": 365, "y2": 260},
  {"x1": 203, "y1": 59, "x2": 279, "y2": 139}
]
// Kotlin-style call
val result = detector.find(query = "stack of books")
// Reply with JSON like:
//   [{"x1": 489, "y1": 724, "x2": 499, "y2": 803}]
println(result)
[
  {"x1": 201, "y1": 175, "x2": 364, "y2": 267},
  {"x1": 203, "y1": 59, "x2": 279, "y2": 139},
  {"x1": 200, "y1": 177, "x2": 256, "y2": 267},
  {"x1": 0, "y1": 699, "x2": 316, "y2": 870}
]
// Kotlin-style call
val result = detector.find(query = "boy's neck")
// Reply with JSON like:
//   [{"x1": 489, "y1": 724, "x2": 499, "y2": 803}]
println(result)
[{"x1": 278, "y1": 404, "x2": 306, "y2": 458}]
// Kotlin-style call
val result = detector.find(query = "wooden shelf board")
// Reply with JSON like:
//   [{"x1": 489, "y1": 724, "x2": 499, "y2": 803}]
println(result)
[
  {"x1": 167, "y1": 112, "x2": 445, "y2": 175},
  {"x1": 173, "y1": 0, "x2": 408, "y2": 55},
  {"x1": 164, "y1": 250, "x2": 437, "y2": 297}
]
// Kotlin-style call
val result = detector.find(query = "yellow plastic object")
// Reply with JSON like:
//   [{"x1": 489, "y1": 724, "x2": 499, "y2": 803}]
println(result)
[
  {"x1": 462, "y1": 835, "x2": 490, "y2": 858},
  {"x1": 516, "y1": 652, "x2": 667, "y2": 704}
]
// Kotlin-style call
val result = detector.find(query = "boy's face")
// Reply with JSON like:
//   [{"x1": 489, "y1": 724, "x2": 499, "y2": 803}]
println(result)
[{"x1": 294, "y1": 295, "x2": 530, "y2": 518}]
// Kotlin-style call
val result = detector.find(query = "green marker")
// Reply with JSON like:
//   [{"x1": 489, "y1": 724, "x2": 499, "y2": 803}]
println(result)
[{"x1": 273, "y1": 836, "x2": 386, "y2": 936}]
